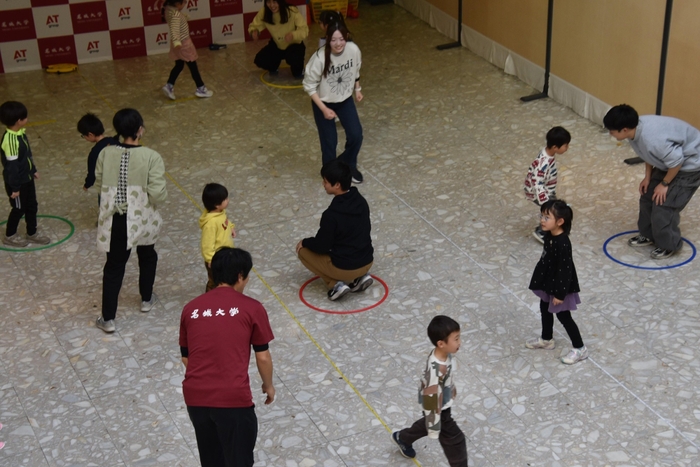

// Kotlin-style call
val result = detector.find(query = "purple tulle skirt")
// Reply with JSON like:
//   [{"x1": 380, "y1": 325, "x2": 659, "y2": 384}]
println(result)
[{"x1": 532, "y1": 290, "x2": 581, "y2": 313}]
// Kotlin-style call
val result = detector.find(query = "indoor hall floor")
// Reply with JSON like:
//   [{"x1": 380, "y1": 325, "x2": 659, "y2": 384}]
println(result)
[{"x1": 1, "y1": 2, "x2": 699, "y2": 467}]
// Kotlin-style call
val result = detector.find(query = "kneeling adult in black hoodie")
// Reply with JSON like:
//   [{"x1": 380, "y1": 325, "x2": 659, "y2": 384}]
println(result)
[{"x1": 296, "y1": 160, "x2": 374, "y2": 300}]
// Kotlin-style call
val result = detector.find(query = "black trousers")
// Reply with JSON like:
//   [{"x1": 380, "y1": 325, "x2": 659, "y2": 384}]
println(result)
[
  {"x1": 187, "y1": 405, "x2": 258, "y2": 467},
  {"x1": 540, "y1": 300, "x2": 584, "y2": 348},
  {"x1": 398, "y1": 408, "x2": 468, "y2": 467},
  {"x1": 102, "y1": 213, "x2": 157, "y2": 321},
  {"x1": 168, "y1": 59, "x2": 204, "y2": 88},
  {"x1": 254, "y1": 40, "x2": 306, "y2": 77},
  {"x1": 5, "y1": 179, "x2": 38, "y2": 237}
]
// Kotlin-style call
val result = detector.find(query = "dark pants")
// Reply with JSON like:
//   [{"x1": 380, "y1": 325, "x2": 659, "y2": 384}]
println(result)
[
  {"x1": 540, "y1": 300, "x2": 584, "y2": 348},
  {"x1": 254, "y1": 40, "x2": 305, "y2": 77},
  {"x1": 312, "y1": 97, "x2": 363, "y2": 168},
  {"x1": 638, "y1": 168, "x2": 700, "y2": 251},
  {"x1": 102, "y1": 213, "x2": 157, "y2": 321},
  {"x1": 187, "y1": 406, "x2": 258, "y2": 467},
  {"x1": 398, "y1": 408, "x2": 468, "y2": 466},
  {"x1": 168, "y1": 59, "x2": 204, "y2": 88},
  {"x1": 5, "y1": 179, "x2": 38, "y2": 237}
]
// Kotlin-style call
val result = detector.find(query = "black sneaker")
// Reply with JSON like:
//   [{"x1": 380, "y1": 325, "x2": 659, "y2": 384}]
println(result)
[
  {"x1": 327, "y1": 282, "x2": 350, "y2": 301},
  {"x1": 650, "y1": 247, "x2": 677, "y2": 259},
  {"x1": 392, "y1": 431, "x2": 416, "y2": 459},
  {"x1": 348, "y1": 274, "x2": 373, "y2": 293},
  {"x1": 628, "y1": 235, "x2": 653, "y2": 247},
  {"x1": 351, "y1": 168, "x2": 364, "y2": 184}
]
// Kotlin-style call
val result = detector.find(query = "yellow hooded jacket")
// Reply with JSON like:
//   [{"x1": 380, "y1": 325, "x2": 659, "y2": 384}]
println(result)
[{"x1": 199, "y1": 210, "x2": 234, "y2": 263}]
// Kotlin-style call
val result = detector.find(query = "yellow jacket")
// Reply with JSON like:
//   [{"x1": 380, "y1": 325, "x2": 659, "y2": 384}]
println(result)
[
  {"x1": 199, "y1": 210, "x2": 235, "y2": 263},
  {"x1": 248, "y1": 6, "x2": 308, "y2": 50}
]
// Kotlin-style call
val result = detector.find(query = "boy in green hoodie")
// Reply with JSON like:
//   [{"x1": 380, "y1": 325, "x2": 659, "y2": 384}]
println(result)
[{"x1": 200, "y1": 183, "x2": 236, "y2": 291}]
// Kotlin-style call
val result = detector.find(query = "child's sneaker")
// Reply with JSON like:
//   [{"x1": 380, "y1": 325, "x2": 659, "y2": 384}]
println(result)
[
  {"x1": 162, "y1": 83, "x2": 176, "y2": 100},
  {"x1": 627, "y1": 235, "x2": 653, "y2": 247},
  {"x1": 0, "y1": 440, "x2": 4, "y2": 450},
  {"x1": 27, "y1": 232, "x2": 50, "y2": 245},
  {"x1": 348, "y1": 274, "x2": 373, "y2": 293},
  {"x1": 141, "y1": 294, "x2": 157, "y2": 312},
  {"x1": 525, "y1": 337, "x2": 555, "y2": 350},
  {"x1": 561, "y1": 346, "x2": 588, "y2": 364},
  {"x1": 96, "y1": 317, "x2": 116, "y2": 333},
  {"x1": 2, "y1": 233, "x2": 28, "y2": 247},
  {"x1": 195, "y1": 86, "x2": 213, "y2": 98},
  {"x1": 327, "y1": 282, "x2": 350, "y2": 301},
  {"x1": 392, "y1": 431, "x2": 416, "y2": 459}
]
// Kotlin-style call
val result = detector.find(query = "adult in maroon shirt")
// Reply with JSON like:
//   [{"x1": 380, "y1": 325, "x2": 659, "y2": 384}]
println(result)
[{"x1": 179, "y1": 247, "x2": 275, "y2": 467}]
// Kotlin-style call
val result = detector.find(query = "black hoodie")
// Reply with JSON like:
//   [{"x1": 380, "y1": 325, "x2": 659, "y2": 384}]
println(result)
[{"x1": 302, "y1": 187, "x2": 373, "y2": 270}]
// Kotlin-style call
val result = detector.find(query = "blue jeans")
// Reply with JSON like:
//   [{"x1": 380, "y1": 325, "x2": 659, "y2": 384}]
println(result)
[{"x1": 312, "y1": 97, "x2": 363, "y2": 168}]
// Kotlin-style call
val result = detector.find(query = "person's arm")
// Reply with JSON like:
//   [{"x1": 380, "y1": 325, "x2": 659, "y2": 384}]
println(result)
[
  {"x1": 1, "y1": 133, "x2": 22, "y2": 196},
  {"x1": 301, "y1": 212, "x2": 336, "y2": 253},
  {"x1": 181, "y1": 346, "x2": 188, "y2": 368},
  {"x1": 147, "y1": 151, "x2": 168, "y2": 206},
  {"x1": 84, "y1": 145, "x2": 99, "y2": 189},
  {"x1": 551, "y1": 238, "x2": 573, "y2": 303},
  {"x1": 200, "y1": 222, "x2": 216, "y2": 264},
  {"x1": 354, "y1": 46, "x2": 363, "y2": 102},
  {"x1": 531, "y1": 154, "x2": 551, "y2": 204},
  {"x1": 652, "y1": 164, "x2": 681, "y2": 205},
  {"x1": 167, "y1": 9, "x2": 183, "y2": 48},
  {"x1": 421, "y1": 357, "x2": 442, "y2": 439},
  {"x1": 248, "y1": 9, "x2": 266, "y2": 39},
  {"x1": 639, "y1": 162, "x2": 653, "y2": 195},
  {"x1": 254, "y1": 349, "x2": 275, "y2": 404},
  {"x1": 288, "y1": 7, "x2": 308, "y2": 42}
]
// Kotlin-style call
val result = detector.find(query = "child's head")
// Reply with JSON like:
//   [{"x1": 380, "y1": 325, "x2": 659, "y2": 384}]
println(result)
[
  {"x1": 603, "y1": 104, "x2": 639, "y2": 140},
  {"x1": 161, "y1": 0, "x2": 184, "y2": 22},
  {"x1": 263, "y1": 0, "x2": 290, "y2": 23},
  {"x1": 540, "y1": 199, "x2": 573, "y2": 235},
  {"x1": 0, "y1": 101, "x2": 28, "y2": 128},
  {"x1": 318, "y1": 10, "x2": 346, "y2": 32},
  {"x1": 77, "y1": 113, "x2": 105, "y2": 140},
  {"x1": 112, "y1": 108, "x2": 144, "y2": 141},
  {"x1": 202, "y1": 183, "x2": 230, "y2": 212},
  {"x1": 427, "y1": 315, "x2": 461, "y2": 353},
  {"x1": 545, "y1": 126, "x2": 571, "y2": 152},
  {"x1": 320, "y1": 159, "x2": 351, "y2": 192}
]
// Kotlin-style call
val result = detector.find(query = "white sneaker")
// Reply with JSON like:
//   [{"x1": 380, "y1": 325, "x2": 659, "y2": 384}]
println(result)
[
  {"x1": 141, "y1": 294, "x2": 157, "y2": 312},
  {"x1": 195, "y1": 86, "x2": 213, "y2": 98},
  {"x1": 525, "y1": 337, "x2": 555, "y2": 350},
  {"x1": 162, "y1": 84, "x2": 176, "y2": 100},
  {"x1": 561, "y1": 346, "x2": 589, "y2": 364},
  {"x1": 96, "y1": 317, "x2": 116, "y2": 333}
]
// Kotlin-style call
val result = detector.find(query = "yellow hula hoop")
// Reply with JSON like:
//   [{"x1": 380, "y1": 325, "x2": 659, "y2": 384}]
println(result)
[{"x1": 259, "y1": 70, "x2": 304, "y2": 89}]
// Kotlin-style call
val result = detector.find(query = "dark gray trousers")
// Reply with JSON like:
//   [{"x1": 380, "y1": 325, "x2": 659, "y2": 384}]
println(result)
[
  {"x1": 638, "y1": 168, "x2": 700, "y2": 251},
  {"x1": 398, "y1": 408, "x2": 468, "y2": 466}
]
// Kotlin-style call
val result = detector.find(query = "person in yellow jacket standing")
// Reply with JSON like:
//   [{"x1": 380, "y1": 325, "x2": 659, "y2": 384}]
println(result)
[
  {"x1": 248, "y1": 0, "x2": 309, "y2": 78},
  {"x1": 200, "y1": 183, "x2": 236, "y2": 292}
]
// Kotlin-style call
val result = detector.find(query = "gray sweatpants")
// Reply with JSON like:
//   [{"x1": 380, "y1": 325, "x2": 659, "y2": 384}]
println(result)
[{"x1": 638, "y1": 168, "x2": 700, "y2": 251}]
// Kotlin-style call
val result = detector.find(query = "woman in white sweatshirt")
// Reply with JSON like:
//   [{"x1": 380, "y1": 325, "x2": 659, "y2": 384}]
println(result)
[{"x1": 303, "y1": 22, "x2": 364, "y2": 183}]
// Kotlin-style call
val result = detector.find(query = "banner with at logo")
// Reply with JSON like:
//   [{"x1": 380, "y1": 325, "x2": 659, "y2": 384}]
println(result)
[{"x1": 0, "y1": 0, "x2": 306, "y2": 73}]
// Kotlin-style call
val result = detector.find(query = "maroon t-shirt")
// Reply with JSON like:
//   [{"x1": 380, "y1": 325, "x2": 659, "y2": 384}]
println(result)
[{"x1": 179, "y1": 286, "x2": 274, "y2": 408}]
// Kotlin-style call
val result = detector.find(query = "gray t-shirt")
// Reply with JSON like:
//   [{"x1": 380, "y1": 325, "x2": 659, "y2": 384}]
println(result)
[{"x1": 629, "y1": 115, "x2": 700, "y2": 172}]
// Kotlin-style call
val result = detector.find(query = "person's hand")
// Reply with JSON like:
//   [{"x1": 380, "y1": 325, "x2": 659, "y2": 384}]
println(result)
[
  {"x1": 355, "y1": 90, "x2": 363, "y2": 102},
  {"x1": 322, "y1": 107, "x2": 336, "y2": 120},
  {"x1": 83, "y1": 186, "x2": 88, "y2": 191},
  {"x1": 284, "y1": 32, "x2": 294, "y2": 43},
  {"x1": 639, "y1": 178, "x2": 650, "y2": 196},
  {"x1": 10, "y1": 191, "x2": 19, "y2": 199},
  {"x1": 295, "y1": 240, "x2": 303, "y2": 254},
  {"x1": 262, "y1": 383, "x2": 275, "y2": 404},
  {"x1": 251, "y1": 30, "x2": 259, "y2": 41},
  {"x1": 34, "y1": 173, "x2": 39, "y2": 180},
  {"x1": 232, "y1": 229, "x2": 237, "y2": 238},
  {"x1": 652, "y1": 183, "x2": 669, "y2": 205},
  {"x1": 552, "y1": 297, "x2": 563, "y2": 306}
]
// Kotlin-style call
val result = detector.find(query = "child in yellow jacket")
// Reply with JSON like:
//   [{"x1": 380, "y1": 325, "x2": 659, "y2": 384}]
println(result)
[{"x1": 200, "y1": 183, "x2": 236, "y2": 291}]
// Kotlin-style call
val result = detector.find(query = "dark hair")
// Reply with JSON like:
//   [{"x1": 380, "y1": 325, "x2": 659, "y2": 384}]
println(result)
[
  {"x1": 0, "y1": 101, "x2": 28, "y2": 127},
  {"x1": 211, "y1": 247, "x2": 252, "y2": 286},
  {"x1": 603, "y1": 104, "x2": 639, "y2": 131},
  {"x1": 112, "y1": 108, "x2": 143, "y2": 140},
  {"x1": 320, "y1": 159, "x2": 352, "y2": 191},
  {"x1": 545, "y1": 126, "x2": 571, "y2": 148},
  {"x1": 161, "y1": 0, "x2": 183, "y2": 23},
  {"x1": 427, "y1": 315, "x2": 460, "y2": 346},
  {"x1": 202, "y1": 183, "x2": 229, "y2": 212},
  {"x1": 263, "y1": 0, "x2": 290, "y2": 24},
  {"x1": 323, "y1": 22, "x2": 350, "y2": 78},
  {"x1": 541, "y1": 199, "x2": 573, "y2": 235},
  {"x1": 77, "y1": 113, "x2": 105, "y2": 136},
  {"x1": 319, "y1": 10, "x2": 346, "y2": 28}
]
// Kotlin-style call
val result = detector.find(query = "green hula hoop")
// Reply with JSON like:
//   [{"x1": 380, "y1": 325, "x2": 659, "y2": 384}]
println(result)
[{"x1": 0, "y1": 214, "x2": 75, "y2": 252}]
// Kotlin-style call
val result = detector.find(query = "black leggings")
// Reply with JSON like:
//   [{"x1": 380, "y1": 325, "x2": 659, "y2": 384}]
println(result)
[
  {"x1": 540, "y1": 300, "x2": 584, "y2": 348},
  {"x1": 168, "y1": 60, "x2": 204, "y2": 88}
]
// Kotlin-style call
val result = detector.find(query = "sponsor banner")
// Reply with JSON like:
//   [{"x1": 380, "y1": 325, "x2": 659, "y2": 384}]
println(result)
[
  {"x1": 106, "y1": 0, "x2": 143, "y2": 31},
  {"x1": 109, "y1": 26, "x2": 145, "y2": 59},
  {"x1": 74, "y1": 30, "x2": 111, "y2": 62},
  {"x1": 0, "y1": 7, "x2": 36, "y2": 42},
  {"x1": 0, "y1": 0, "x2": 32, "y2": 10},
  {"x1": 242, "y1": 10, "x2": 267, "y2": 41},
  {"x1": 33, "y1": 4, "x2": 73, "y2": 38},
  {"x1": 187, "y1": 17, "x2": 211, "y2": 48},
  {"x1": 68, "y1": 0, "x2": 100, "y2": 3},
  {"x1": 0, "y1": 38, "x2": 41, "y2": 72},
  {"x1": 31, "y1": 0, "x2": 68, "y2": 6},
  {"x1": 183, "y1": 0, "x2": 210, "y2": 21},
  {"x1": 144, "y1": 23, "x2": 168, "y2": 55},
  {"x1": 210, "y1": 0, "x2": 241, "y2": 18},
  {"x1": 38, "y1": 34, "x2": 76, "y2": 66},
  {"x1": 210, "y1": 13, "x2": 242, "y2": 44},
  {"x1": 241, "y1": 0, "x2": 261, "y2": 14},
  {"x1": 141, "y1": 0, "x2": 163, "y2": 27},
  {"x1": 70, "y1": 1, "x2": 108, "y2": 34}
]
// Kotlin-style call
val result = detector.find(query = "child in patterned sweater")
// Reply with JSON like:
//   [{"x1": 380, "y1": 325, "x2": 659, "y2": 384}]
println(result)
[
  {"x1": 392, "y1": 315, "x2": 468, "y2": 466},
  {"x1": 524, "y1": 126, "x2": 571, "y2": 243}
]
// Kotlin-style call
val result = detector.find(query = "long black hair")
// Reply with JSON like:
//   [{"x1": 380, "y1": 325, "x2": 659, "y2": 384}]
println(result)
[
  {"x1": 323, "y1": 22, "x2": 350, "y2": 78},
  {"x1": 263, "y1": 0, "x2": 291, "y2": 24},
  {"x1": 541, "y1": 199, "x2": 573, "y2": 236},
  {"x1": 161, "y1": 0, "x2": 183, "y2": 23}
]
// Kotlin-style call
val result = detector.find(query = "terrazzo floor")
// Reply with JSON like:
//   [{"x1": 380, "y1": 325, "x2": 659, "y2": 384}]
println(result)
[{"x1": 1, "y1": 2, "x2": 699, "y2": 466}]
